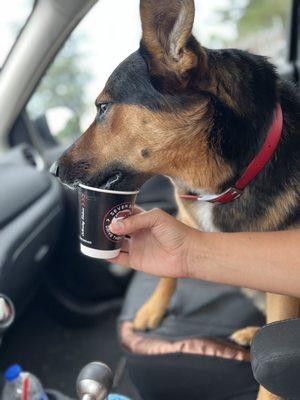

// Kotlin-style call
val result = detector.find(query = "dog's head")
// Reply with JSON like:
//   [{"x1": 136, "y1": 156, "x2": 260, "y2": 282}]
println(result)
[{"x1": 56, "y1": 0, "x2": 277, "y2": 193}]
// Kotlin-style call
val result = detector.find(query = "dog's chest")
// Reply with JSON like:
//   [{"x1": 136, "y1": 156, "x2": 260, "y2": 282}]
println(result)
[
  {"x1": 190, "y1": 200, "x2": 266, "y2": 314},
  {"x1": 193, "y1": 201, "x2": 219, "y2": 232}
]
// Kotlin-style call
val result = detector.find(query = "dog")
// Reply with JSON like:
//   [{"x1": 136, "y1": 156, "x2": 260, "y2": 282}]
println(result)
[{"x1": 55, "y1": 1, "x2": 300, "y2": 399}]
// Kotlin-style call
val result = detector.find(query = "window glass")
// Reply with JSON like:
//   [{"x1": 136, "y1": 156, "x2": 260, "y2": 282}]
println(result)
[
  {"x1": 0, "y1": 0, "x2": 34, "y2": 67},
  {"x1": 27, "y1": 0, "x2": 291, "y2": 145},
  {"x1": 197, "y1": 0, "x2": 290, "y2": 63}
]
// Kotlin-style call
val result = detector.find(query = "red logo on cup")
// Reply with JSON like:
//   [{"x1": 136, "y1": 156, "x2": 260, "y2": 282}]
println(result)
[
  {"x1": 103, "y1": 202, "x2": 132, "y2": 242},
  {"x1": 113, "y1": 209, "x2": 132, "y2": 221}
]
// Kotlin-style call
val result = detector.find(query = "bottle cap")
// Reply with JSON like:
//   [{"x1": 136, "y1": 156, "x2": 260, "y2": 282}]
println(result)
[{"x1": 4, "y1": 364, "x2": 22, "y2": 381}]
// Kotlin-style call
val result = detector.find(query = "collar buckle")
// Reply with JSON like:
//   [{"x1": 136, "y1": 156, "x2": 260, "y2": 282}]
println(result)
[
  {"x1": 226, "y1": 187, "x2": 243, "y2": 199},
  {"x1": 210, "y1": 187, "x2": 243, "y2": 203}
]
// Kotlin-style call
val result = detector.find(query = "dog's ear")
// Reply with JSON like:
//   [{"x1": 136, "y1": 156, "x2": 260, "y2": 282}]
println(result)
[{"x1": 140, "y1": 0, "x2": 205, "y2": 91}]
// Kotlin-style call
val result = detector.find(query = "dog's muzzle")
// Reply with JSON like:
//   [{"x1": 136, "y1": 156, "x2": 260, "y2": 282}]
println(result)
[{"x1": 49, "y1": 161, "x2": 59, "y2": 177}]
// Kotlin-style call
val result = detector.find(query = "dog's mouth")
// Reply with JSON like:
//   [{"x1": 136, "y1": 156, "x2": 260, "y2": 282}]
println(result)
[
  {"x1": 90, "y1": 167, "x2": 150, "y2": 192},
  {"x1": 59, "y1": 171, "x2": 123, "y2": 192},
  {"x1": 97, "y1": 171, "x2": 123, "y2": 190},
  {"x1": 68, "y1": 171, "x2": 124, "y2": 191},
  {"x1": 58, "y1": 160, "x2": 151, "y2": 192}
]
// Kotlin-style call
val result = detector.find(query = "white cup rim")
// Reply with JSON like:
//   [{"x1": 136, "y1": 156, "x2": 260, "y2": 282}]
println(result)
[
  {"x1": 79, "y1": 183, "x2": 139, "y2": 195},
  {"x1": 80, "y1": 244, "x2": 121, "y2": 259}
]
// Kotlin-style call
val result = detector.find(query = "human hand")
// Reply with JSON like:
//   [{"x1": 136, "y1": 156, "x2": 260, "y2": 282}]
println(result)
[{"x1": 109, "y1": 207, "x2": 196, "y2": 278}]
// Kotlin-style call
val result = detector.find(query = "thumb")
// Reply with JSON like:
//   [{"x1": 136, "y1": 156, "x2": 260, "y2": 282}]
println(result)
[{"x1": 110, "y1": 209, "x2": 162, "y2": 235}]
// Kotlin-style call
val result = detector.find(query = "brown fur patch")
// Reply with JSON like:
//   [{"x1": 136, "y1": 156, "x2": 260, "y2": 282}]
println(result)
[
  {"x1": 253, "y1": 189, "x2": 298, "y2": 231},
  {"x1": 70, "y1": 101, "x2": 232, "y2": 193},
  {"x1": 266, "y1": 293, "x2": 299, "y2": 323},
  {"x1": 133, "y1": 277, "x2": 177, "y2": 330},
  {"x1": 96, "y1": 92, "x2": 112, "y2": 105}
]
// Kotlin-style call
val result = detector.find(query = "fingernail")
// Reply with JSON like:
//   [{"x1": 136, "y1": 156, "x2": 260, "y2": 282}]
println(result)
[{"x1": 110, "y1": 219, "x2": 125, "y2": 233}]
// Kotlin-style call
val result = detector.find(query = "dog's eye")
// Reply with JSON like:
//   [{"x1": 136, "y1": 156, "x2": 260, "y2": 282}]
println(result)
[{"x1": 97, "y1": 103, "x2": 110, "y2": 119}]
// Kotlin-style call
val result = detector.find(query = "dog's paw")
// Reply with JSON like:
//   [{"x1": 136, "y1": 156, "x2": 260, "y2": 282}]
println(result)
[
  {"x1": 230, "y1": 326, "x2": 260, "y2": 347},
  {"x1": 256, "y1": 385, "x2": 281, "y2": 400},
  {"x1": 133, "y1": 301, "x2": 167, "y2": 331}
]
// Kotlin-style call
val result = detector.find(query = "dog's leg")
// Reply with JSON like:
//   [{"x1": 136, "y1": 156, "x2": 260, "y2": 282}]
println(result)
[
  {"x1": 230, "y1": 326, "x2": 260, "y2": 346},
  {"x1": 133, "y1": 201, "x2": 197, "y2": 331},
  {"x1": 133, "y1": 277, "x2": 177, "y2": 330},
  {"x1": 257, "y1": 386, "x2": 280, "y2": 400},
  {"x1": 231, "y1": 291, "x2": 299, "y2": 346},
  {"x1": 231, "y1": 294, "x2": 298, "y2": 398},
  {"x1": 256, "y1": 293, "x2": 299, "y2": 400},
  {"x1": 265, "y1": 293, "x2": 299, "y2": 323},
  {"x1": 231, "y1": 289, "x2": 264, "y2": 346}
]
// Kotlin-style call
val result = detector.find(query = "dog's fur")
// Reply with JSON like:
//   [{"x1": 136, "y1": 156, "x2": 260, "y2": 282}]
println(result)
[{"x1": 57, "y1": 1, "x2": 300, "y2": 399}]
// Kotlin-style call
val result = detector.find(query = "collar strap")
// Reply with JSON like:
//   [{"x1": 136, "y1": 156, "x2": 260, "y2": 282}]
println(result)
[{"x1": 180, "y1": 104, "x2": 283, "y2": 204}]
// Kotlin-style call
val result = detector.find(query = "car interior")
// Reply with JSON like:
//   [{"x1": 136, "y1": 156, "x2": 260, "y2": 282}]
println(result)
[{"x1": 0, "y1": 0, "x2": 299, "y2": 399}]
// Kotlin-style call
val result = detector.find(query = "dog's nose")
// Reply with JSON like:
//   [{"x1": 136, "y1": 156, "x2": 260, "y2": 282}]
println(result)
[{"x1": 49, "y1": 161, "x2": 59, "y2": 177}]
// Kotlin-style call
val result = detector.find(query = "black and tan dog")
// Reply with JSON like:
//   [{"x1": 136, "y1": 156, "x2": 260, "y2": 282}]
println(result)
[{"x1": 55, "y1": 1, "x2": 300, "y2": 398}]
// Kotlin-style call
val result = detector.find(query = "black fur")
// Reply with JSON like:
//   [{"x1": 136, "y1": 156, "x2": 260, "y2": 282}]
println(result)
[
  {"x1": 104, "y1": 51, "x2": 167, "y2": 111},
  {"x1": 104, "y1": 50, "x2": 206, "y2": 111},
  {"x1": 58, "y1": 43, "x2": 300, "y2": 233},
  {"x1": 105, "y1": 46, "x2": 300, "y2": 232},
  {"x1": 215, "y1": 80, "x2": 300, "y2": 232}
]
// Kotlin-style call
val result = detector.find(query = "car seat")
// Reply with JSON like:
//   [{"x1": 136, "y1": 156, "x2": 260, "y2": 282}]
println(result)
[
  {"x1": 251, "y1": 318, "x2": 300, "y2": 399},
  {"x1": 118, "y1": 272, "x2": 265, "y2": 400}
]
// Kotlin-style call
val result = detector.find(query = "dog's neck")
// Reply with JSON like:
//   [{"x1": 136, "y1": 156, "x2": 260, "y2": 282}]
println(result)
[
  {"x1": 176, "y1": 81, "x2": 300, "y2": 233},
  {"x1": 179, "y1": 104, "x2": 283, "y2": 205}
]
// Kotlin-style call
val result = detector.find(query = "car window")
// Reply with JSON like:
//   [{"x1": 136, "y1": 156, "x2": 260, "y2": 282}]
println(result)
[
  {"x1": 27, "y1": 0, "x2": 291, "y2": 146},
  {"x1": 0, "y1": 0, "x2": 34, "y2": 67}
]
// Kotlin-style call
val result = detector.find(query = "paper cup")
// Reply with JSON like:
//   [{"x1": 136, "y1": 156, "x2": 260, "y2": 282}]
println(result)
[{"x1": 78, "y1": 184, "x2": 138, "y2": 259}]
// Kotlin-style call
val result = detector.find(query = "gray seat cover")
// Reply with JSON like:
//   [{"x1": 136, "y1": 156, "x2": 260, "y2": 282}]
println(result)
[{"x1": 119, "y1": 272, "x2": 265, "y2": 340}]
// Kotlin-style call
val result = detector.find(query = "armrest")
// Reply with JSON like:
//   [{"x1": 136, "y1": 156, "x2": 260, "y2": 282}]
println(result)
[{"x1": 251, "y1": 318, "x2": 300, "y2": 399}]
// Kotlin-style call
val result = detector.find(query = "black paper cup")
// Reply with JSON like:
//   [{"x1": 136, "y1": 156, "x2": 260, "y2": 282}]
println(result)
[{"x1": 78, "y1": 184, "x2": 139, "y2": 259}]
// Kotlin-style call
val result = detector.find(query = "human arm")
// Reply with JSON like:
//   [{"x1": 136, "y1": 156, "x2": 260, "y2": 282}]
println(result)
[{"x1": 110, "y1": 208, "x2": 300, "y2": 297}]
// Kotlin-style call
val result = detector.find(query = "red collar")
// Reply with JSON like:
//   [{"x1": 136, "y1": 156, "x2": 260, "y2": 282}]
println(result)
[{"x1": 180, "y1": 104, "x2": 283, "y2": 204}]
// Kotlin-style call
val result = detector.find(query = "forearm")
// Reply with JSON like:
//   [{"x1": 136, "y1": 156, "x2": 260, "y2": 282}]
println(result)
[{"x1": 188, "y1": 229, "x2": 300, "y2": 297}]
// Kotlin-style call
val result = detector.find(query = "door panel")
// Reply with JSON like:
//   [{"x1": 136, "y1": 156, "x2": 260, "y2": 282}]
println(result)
[{"x1": 0, "y1": 147, "x2": 64, "y2": 312}]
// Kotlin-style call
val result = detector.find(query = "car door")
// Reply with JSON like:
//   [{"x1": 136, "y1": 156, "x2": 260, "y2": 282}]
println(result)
[{"x1": 0, "y1": 1, "x2": 65, "y2": 312}]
